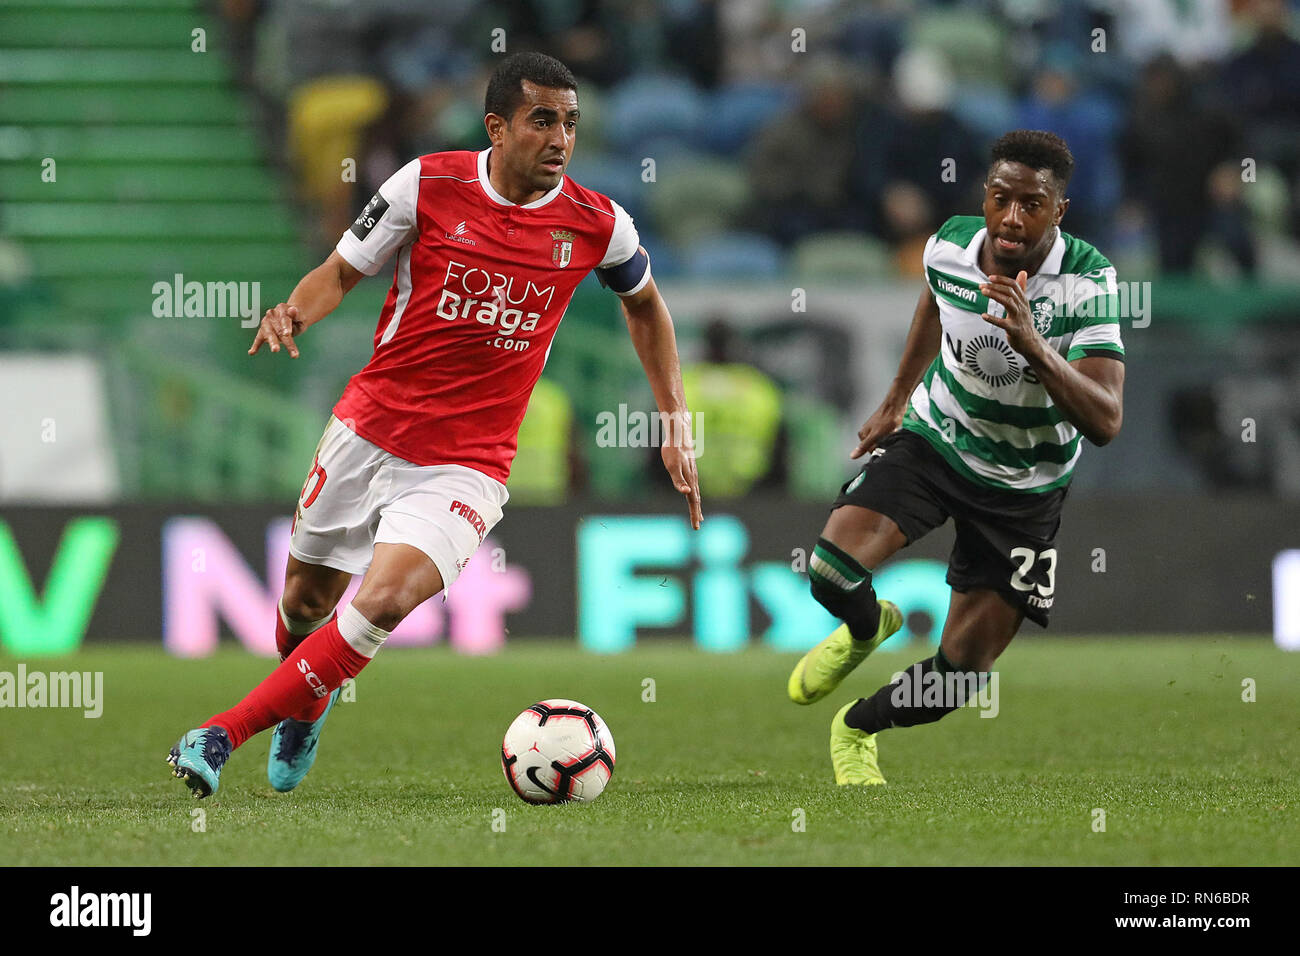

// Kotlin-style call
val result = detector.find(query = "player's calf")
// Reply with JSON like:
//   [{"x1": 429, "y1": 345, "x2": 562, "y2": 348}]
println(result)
[
  {"x1": 842, "y1": 648, "x2": 989, "y2": 733},
  {"x1": 808, "y1": 538, "x2": 882, "y2": 640},
  {"x1": 787, "y1": 539, "x2": 905, "y2": 705}
]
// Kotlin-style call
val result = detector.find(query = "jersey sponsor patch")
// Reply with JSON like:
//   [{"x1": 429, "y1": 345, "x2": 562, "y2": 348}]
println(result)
[{"x1": 350, "y1": 193, "x2": 391, "y2": 240}]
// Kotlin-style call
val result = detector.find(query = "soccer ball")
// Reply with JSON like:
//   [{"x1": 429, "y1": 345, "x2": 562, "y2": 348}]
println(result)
[{"x1": 500, "y1": 699, "x2": 616, "y2": 804}]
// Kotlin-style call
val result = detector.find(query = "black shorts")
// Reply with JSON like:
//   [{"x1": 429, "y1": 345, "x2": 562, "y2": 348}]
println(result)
[{"x1": 832, "y1": 429, "x2": 1066, "y2": 627}]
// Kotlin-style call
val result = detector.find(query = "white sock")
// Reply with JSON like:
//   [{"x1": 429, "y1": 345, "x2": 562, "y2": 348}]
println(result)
[
  {"x1": 279, "y1": 598, "x2": 334, "y2": 636},
  {"x1": 337, "y1": 601, "x2": 390, "y2": 659}
]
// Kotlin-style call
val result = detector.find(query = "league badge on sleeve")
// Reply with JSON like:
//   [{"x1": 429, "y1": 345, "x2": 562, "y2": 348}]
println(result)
[{"x1": 551, "y1": 230, "x2": 575, "y2": 268}]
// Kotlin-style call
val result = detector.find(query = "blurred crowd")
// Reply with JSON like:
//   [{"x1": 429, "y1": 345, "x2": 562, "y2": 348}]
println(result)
[{"x1": 214, "y1": 0, "x2": 1300, "y2": 282}]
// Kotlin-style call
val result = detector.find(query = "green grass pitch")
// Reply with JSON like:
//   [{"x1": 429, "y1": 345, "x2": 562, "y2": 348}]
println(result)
[{"x1": 1, "y1": 637, "x2": 1296, "y2": 866}]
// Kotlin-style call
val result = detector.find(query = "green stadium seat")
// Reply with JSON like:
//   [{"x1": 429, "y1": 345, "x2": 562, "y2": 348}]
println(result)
[
  {"x1": 51, "y1": 273, "x2": 308, "y2": 317},
  {"x1": 907, "y1": 11, "x2": 1011, "y2": 88},
  {"x1": 0, "y1": 9, "x2": 208, "y2": 48},
  {"x1": 0, "y1": 0, "x2": 196, "y2": 8},
  {"x1": 3, "y1": 125, "x2": 259, "y2": 161},
  {"x1": 645, "y1": 157, "x2": 749, "y2": 246},
  {"x1": 4, "y1": 202, "x2": 296, "y2": 240},
  {"x1": 0, "y1": 49, "x2": 228, "y2": 84},
  {"x1": 0, "y1": 85, "x2": 244, "y2": 125},
  {"x1": 19, "y1": 239, "x2": 313, "y2": 279},
  {"x1": 1244, "y1": 163, "x2": 1291, "y2": 236},
  {"x1": 0, "y1": 161, "x2": 278, "y2": 202},
  {"x1": 791, "y1": 232, "x2": 895, "y2": 280}
]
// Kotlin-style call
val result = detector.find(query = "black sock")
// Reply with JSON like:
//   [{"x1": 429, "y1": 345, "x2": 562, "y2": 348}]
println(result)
[
  {"x1": 844, "y1": 648, "x2": 978, "y2": 734},
  {"x1": 809, "y1": 538, "x2": 881, "y2": 640}
]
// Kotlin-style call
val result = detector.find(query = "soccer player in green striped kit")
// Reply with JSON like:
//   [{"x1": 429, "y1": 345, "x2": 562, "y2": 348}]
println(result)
[{"x1": 788, "y1": 130, "x2": 1125, "y2": 784}]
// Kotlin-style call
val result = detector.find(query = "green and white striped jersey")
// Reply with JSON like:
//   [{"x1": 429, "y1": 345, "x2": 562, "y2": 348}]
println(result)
[{"x1": 903, "y1": 215, "x2": 1124, "y2": 493}]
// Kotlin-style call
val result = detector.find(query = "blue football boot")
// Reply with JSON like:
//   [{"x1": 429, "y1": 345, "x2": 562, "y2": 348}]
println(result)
[
  {"x1": 167, "y1": 726, "x2": 232, "y2": 798},
  {"x1": 267, "y1": 688, "x2": 340, "y2": 792}
]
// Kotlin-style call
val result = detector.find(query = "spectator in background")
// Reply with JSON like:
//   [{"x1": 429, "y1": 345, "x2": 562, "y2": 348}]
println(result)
[
  {"x1": 1120, "y1": 54, "x2": 1256, "y2": 275},
  {"x1": 511, "y1": 378, "x2": 580, "y2": 504},
  {"x1": 1222, "y1": 0, "x2": 1300, "y2": 237},
  {"x1": 507, "y1": 0, "x2": 629, "y2": 87},
  {"x1": 880, "y1": 182, "x2": 935, "y2": 278},
  {"x1": 1017, "y1": 51, "x2": 1122, "y2": 246},
  {"x1": 745, "y1": 61, "x2": 862, "y2": 245},
  {"x1": 679, "y1": 319, "x2": 785, "y2": 498},
  {"x1": 1099, "y1": 0, "x2": 1233, "y2": 72},
  {"x1": 850, "y1": 47, "x2": 984, "y2": 244}
]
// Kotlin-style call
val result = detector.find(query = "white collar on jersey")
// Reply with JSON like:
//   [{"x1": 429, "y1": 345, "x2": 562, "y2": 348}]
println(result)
[
  {"x1": 477, "y1": 148, "x2": 564, "y2": 209},
  {"x1": 965, "y1": 225, "x2": 1066, "y2": 276}
]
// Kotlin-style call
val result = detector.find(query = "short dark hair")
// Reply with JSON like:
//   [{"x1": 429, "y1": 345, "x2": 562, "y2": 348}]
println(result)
[
  {"x1": 988, "y1": 130, "x2": 1074, "y2": 194},
  {"x1": 484, "y1": 52, "x2": 578, "y2": 120}
]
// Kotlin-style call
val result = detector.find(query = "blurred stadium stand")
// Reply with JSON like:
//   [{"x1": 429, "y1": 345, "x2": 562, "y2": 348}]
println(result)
[{"x1": 3, "y1": 0, "x2": 1300, "y2": 504}]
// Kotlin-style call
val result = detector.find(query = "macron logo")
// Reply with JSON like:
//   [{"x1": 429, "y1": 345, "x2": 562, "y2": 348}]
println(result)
[
  {"x1": 936, "y1": 276, "x2": 977, "y2": 303},
  {"x1": 50, "y1": 886, "x2": 151, "y2": 936},
  {"x1": 445, "y1": 220, "x2": 477, "y2": 246}
]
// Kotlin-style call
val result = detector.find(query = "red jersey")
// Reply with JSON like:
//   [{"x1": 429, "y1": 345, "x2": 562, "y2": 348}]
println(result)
[{"x1": 332, "y1": 148, "x2": 648, "y2": 483}]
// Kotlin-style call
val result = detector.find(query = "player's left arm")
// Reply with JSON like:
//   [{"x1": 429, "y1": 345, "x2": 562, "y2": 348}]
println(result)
[
  {"x1": 618, "y1": 270, "x2": 703, "y2": 529},
  {"x1": 981, "y1": 271, "x2": 1124, "y2": 446}
]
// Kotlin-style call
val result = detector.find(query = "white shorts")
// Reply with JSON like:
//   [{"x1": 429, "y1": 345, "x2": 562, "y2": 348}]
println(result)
[{"x1": 288, "y1": 416, "x2": 509, "y2": 587}]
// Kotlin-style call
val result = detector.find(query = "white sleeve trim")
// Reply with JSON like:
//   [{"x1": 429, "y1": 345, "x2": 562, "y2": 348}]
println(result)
[
  {"x1": 335, "y1": 158, "x2": 421, "y2": 276},
  {"x1": 599, "y1": 199, "x2": 640, "y2": 269}
]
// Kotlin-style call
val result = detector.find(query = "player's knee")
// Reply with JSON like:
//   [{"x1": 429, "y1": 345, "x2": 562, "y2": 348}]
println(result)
[
  {"x1": 351, "y1": 583, "x2": 417, "y2": 633},
  {"x1": 280, "y1": 585, "x2": 335, "y2": 624},
  {"x1": 282, "y1": 569, "x2": 345, "y2": 622}
]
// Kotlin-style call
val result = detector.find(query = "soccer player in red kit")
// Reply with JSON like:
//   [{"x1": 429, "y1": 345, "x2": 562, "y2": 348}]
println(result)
[{"x1": 167, "y1": 52, "x2": 703, "y2": 797}]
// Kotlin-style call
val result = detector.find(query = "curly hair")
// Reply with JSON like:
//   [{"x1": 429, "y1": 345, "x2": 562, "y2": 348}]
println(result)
[{"x1": 988, "y1": 130, "x2": 1075, "y2": 194}]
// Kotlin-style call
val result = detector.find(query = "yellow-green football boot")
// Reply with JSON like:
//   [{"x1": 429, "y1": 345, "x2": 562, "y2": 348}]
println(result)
[
  {"x1": 829, "y1": 701, "x2": 885, "y2": 785},
  {"x1": 788, "y1": 600, "x2": 903, "y2": 705}
]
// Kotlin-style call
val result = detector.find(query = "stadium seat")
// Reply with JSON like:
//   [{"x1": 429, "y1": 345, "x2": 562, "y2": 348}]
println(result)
[
  {"x1": 568, "y1": 77, "x2": 608, "y2": 152},
  {"x1": 4, "y1": 125, "x2": 260, "y2": 161},
  {"x1": 0, "y1": 85, "x2": 244, "y2": 125},
  {"x1": 0, "y1": 161, "x2": 279, "y2": 202},
  {"x1": 636, "y1": 231, "x2": 684, "y2": 279},
  {"x1": 566, "y1": 152, "x2": 650, "y2": 222},
  {"x1": 791, "y1": 232, "x2": 895, "y2": 280},
  {"x1": 18, "y1": 238, "x2": 311, "y2": 280},
  {"x1": 1243, "y1": 163, "x2": 1291, "y2": 236},
  {"x1": 0, "y1": 7, "x2": 202, "y2": 48},
  {"x1": 697, "y1": 83, "x2": 798, "y2": 154},
  {"x1": 645, "y1": 156, "x2": 750, "y2": 247},
  {"x1": 681, "y1": 232, "x2": 785, "y2": 279},
  {"x1": 951, "y1": 85, "x2": 1018, "y2": 143},
  {"x1": 0, "y1": 49, "x2": 228, "y2": 84},
  {"x1": 3, "y1": 202, "x2": 296, "y2": 241},
  {"x1": 603, "y1": 73, "x2": 707, "y2": 155},
  {"x1": 906, "y1": 11, "x2": 1011, "y2": 88}
]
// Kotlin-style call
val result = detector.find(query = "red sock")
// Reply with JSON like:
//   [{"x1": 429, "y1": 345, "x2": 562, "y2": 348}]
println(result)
[
  {"x1": 205, "y1": 617, "x2": 370, "y2": 749},
  {"x1": 275, "y1": 609, "x2": 336, "y2": 723}
]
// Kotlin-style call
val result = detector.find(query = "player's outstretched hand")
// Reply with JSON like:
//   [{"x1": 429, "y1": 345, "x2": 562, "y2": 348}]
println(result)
[
  {"x1": 851, "y1": 399, "x2": 906, "y2": 459},
  {"x1": 661, "y1": 441, "x2": 703, "y2": 530},
  {"x1": 249, "y1": 303, "x2": 304, "y2": 359}
]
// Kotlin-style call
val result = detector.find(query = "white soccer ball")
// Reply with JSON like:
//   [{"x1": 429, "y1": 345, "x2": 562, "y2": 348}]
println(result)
[{"x1": 500, "y1": 699, "x2": 616, "y2": 804}]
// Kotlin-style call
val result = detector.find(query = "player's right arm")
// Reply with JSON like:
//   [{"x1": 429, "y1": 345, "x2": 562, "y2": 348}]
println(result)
[
  {"x1": 248, "y1": 251, "x2": 366, "y2": 359},
  {"x1": 851, "y1": 285, "x2": 941, "y2": 458},
  {"x1": 252, "y1": 158, "x2": 421, "y2": 359}
]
